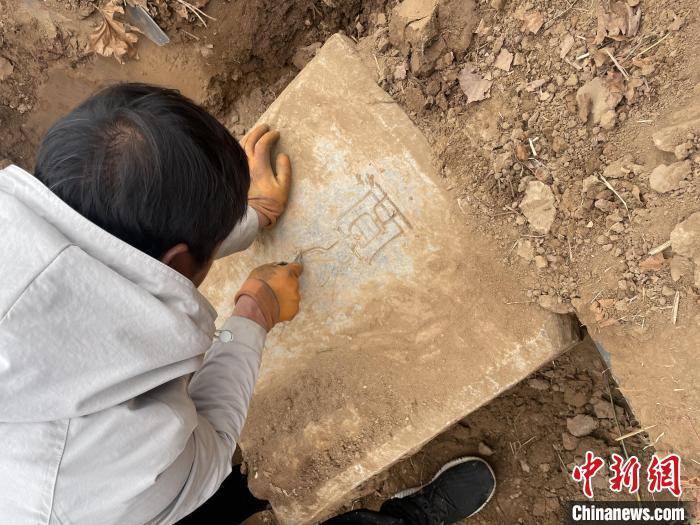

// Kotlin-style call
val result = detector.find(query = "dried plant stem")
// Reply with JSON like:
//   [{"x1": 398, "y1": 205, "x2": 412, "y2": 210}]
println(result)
[{"x1": 173, "y1": 0, "x2": 216, "y2": 27}]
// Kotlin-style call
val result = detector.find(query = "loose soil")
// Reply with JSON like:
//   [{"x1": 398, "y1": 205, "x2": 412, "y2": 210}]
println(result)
[{"x1": 1, "y1": 0, "x2": 698, "y2": 521}]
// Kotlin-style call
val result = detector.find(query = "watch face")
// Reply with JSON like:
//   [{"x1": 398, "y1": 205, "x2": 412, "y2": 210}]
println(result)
[{"x1": 216, "y1": 330, "x2": 233, "y2": 343}]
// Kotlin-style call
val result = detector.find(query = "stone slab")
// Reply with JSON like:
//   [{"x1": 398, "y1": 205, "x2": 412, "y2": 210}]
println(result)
[{"x1": 201, "y1": 34, "x2": 580, "y2": 524}]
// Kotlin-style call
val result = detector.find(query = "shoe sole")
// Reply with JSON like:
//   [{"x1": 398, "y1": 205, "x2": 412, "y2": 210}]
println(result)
[{"x1": 391, "y1": 456, "x2": 497, "y2": 519}]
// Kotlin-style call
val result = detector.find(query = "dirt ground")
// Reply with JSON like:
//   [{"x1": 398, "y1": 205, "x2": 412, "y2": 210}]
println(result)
[
  {"x1": 352, "y1": 338, "x2": 670, "y2": 523},
  {"x1": 1, "y1": 0, "x2": 698, "y2": 521}
]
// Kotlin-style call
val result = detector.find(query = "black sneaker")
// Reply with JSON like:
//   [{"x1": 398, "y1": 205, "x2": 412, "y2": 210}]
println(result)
[{"x1": 381, "y1": 456, "x2": 496, "y2": 525}]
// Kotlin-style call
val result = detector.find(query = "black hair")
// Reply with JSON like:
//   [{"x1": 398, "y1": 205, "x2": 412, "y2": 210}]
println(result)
[{"x1": 35, "y1": 83, "x2": 249, "y2": 263}]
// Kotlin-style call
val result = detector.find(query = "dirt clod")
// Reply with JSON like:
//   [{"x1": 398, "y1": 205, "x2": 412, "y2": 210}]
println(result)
[
  {"x1": 649, "y1": 160, "x2": 692, "y2": 193},
  {"x1": 566, "y1": 414, "x2": 598, "y2": 437},
  {"x1": 520, "y1": 181, "x2": 556, "y2": 234}
]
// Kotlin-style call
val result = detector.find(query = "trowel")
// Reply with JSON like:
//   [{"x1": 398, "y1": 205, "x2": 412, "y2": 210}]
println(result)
[{"x1": 124, "y1": 2, "x2": 170, "y2": 46}]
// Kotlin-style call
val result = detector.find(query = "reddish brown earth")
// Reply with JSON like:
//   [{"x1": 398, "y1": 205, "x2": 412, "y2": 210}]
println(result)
[{"x1": 1, "y1": 0, "x2": 698, "y2": 521}]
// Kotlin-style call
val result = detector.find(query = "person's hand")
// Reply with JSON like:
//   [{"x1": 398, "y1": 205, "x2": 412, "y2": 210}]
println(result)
[
  {"x1": 234, "y1": 262, "x2": 303, "y2": 331},
  {"x1": 243, "y1": 124, "x2": 292, "y2": 229}
]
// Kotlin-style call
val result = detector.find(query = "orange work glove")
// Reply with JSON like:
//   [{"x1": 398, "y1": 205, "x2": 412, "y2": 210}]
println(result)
[
  {"x1": 234, "y1": 262, "x2": 303, "y2": 331},
  {"x1": 243, "y1": 124, "x2": 292, "y2": 228}
]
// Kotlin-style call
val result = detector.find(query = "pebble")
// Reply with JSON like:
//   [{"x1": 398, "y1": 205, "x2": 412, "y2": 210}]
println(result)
[
  {"x1": 593, "y1": 400, "x2": 615, "y2": 419},
  {"x1": 534, "y1": 255, "x2": 548, "y2": 269},
  {"x1": 566, "y1": 414, "x2": 598, "y2": 437},
  {"x1": 562, "y1": 432, "x2": 579, "y2": 451},
  {"x1": 478, "y1": 441, "x2": 495, "y2": 456}
]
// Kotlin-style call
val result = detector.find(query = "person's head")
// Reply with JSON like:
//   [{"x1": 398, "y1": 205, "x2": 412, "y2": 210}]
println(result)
[{"x1": 35, "y1": 83, "x2": 249, "y2": 286}]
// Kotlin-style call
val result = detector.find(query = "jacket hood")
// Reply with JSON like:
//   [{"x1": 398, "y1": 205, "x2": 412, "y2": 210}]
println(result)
[{"x1": 0, "y1": 165, "x2": 217, "y2": 422}]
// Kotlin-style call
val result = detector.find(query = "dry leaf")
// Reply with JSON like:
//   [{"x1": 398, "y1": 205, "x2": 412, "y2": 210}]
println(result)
[
  {"x1": 458, "y1": 66, "x2": 492, "y2": 104},
  {"x1": 494, "y1": 48, "x2": 513, "y2": 71},
  {"x1": 576, "y1": 73, "x2": 624, "y2": 126},
  {"x1": 90, "y1": 0, "x2": 140, "y2": 63},
  {"x1": 594, "y1": 0, "x2": 641, "y2": 44},
  {"x1": 560, "y1": 33, "x2": 575, "y2": 59},
  {"x1": 514, "y1": 141, "x2": 529, "y2": 161},
  {"x1": 632, "y1": 56, "x2": 655, "y2": 76},
  {"x1": 593, "y1": 47, "x2": 611, "y2": 67},
  {"x1": 624, "y1": 77, "x2": 644, "y2": 103},
  {"x1": 522, "y1": 10, "x2": 544, "y2": 34},
  {"x1": 589, "y1": 301, "x2": 606, "y2": 322},
  {"x1": 639, "y1": 253, "x2": 666, "y2": 272}
]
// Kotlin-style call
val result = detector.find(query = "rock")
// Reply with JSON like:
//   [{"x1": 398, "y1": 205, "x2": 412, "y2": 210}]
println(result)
[
  {"x1": 291, "y1": 42, "x2": 322, "y2": 70},
  {"x1": 494, "y1": 48, "x2": 513, "y2": 71},
  {"x1": 490, "y1": 0, "x2": 505, "y2": 9},
  {"x1": 652, "y1": 118, "x2": 700, "y2": 153},
  {"x1": 435, "y1": 51, "x2": 454, "y2": 70},
  {"x1": 566, "y1": 414, "x2": 598, "y2": 437},
  {"x1": 410, "y1": 39, "x2": 446, "y2": 76},
  {"x1": 533, "y1": 499, "x2": 546, "y2": 516},
  {"x1": 649, "y1": 161, "x2": 692, "y2": 193},
  {"x1": 538, "y1": 294, "x2": 574, "y2": 314},
  {"x1": 562, "y1": 432, "x2": 579, "y2": 451},
  {"x1": 534, "y1": 255, "x2": 548, "y2": 269},
  {"x1": 519, "y1": 459, "x2": 531, "y2": 473},
  {"x1": 603, "y1": 154, "x2": 637, "y2": 179},
  {"x1": 437, "y1": 0, "x2": 478, "y2": 54},
  {"x1": 0, "y1": 57, "x2": 13, "y2": 81},
  {"x1": 528, "y1": 378, "x2": 550, "y2": 390},
  {"x1": 576, "y1": 77, "x2": 624, "y2": 128},
  {"x1": 564, "y1": 389, "x2": 588, "y2": 408},
  {"x1": 552, "y1": 136, "x2": 567, "y2": 154},
  {"x1": 593, "y1": 400, "x2": 615, "y2": 419},
  {"x1": 516, "y1": 239, "x2": 534, "y2": 261},
  {"x1": 404, "y1": 85, "x2": 427, "y2": 113},
  {"x1": 389, "y1": 0, "x2": 439, "y2": 55},
  {"x1": 393, "y1": 63, "x2": 408, "y2": 81},
  {"x1": 670, "y1": 255, "x2": 692, "y2": 282},
  {"x1": 478, "y1": 441, "x2": 494, "y2": 456},
  {"x1": 565, "y1": 73, "x2": 578, "y2": 86},
  {"x1": 389, "y1": 0, "x2": 476, "y2": 75},
  {"x1": 661, "y1": 285, "x2": 675, "y2": 297},
  {"x1": 520, "y1": 181, "x2": 556, "y2": 234},
  {"x1": 582, "y1": 175, "x2": 603, "y2": 196},
  {"x1": 376, "y1": 33, "x2": 391, "y2": 53},
  {"x1": 521, "y1": 10, "x2": 544, "y2": 34},
  {"x1": 671, "y1": 212, "x2": 700, "y2": 261},
  {"x1": 458, "y1": 66, "x2": 492, "y2": 104},
  {"x1": 674, "y1": 142, "x2": 694, "y2": 160}
]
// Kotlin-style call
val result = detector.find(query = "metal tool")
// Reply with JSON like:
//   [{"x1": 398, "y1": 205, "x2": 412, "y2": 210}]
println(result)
[
  {"x1": 279, "y1": 251, "x2": 303, "y2": 266},
  {"x1": 124, "y1": 3, "x2": 170, "y2": 46}
]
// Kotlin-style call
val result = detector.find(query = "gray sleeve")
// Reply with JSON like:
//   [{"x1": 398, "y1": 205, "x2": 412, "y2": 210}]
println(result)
[
  {"x1": 216, "y1": 206, "x2": 260, "y2": 259},
  {"x1": 188, "y1": 316, "x2": 265, "y2": 441},
  {"x1": 149, "y1": 316, "x2": 266, "y2": 524}
]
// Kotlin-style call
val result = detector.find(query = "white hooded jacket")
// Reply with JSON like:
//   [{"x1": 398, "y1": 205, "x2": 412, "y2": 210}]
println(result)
[{"x1": 0, "y1": 164, "x2": 265, "y2": 524}]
